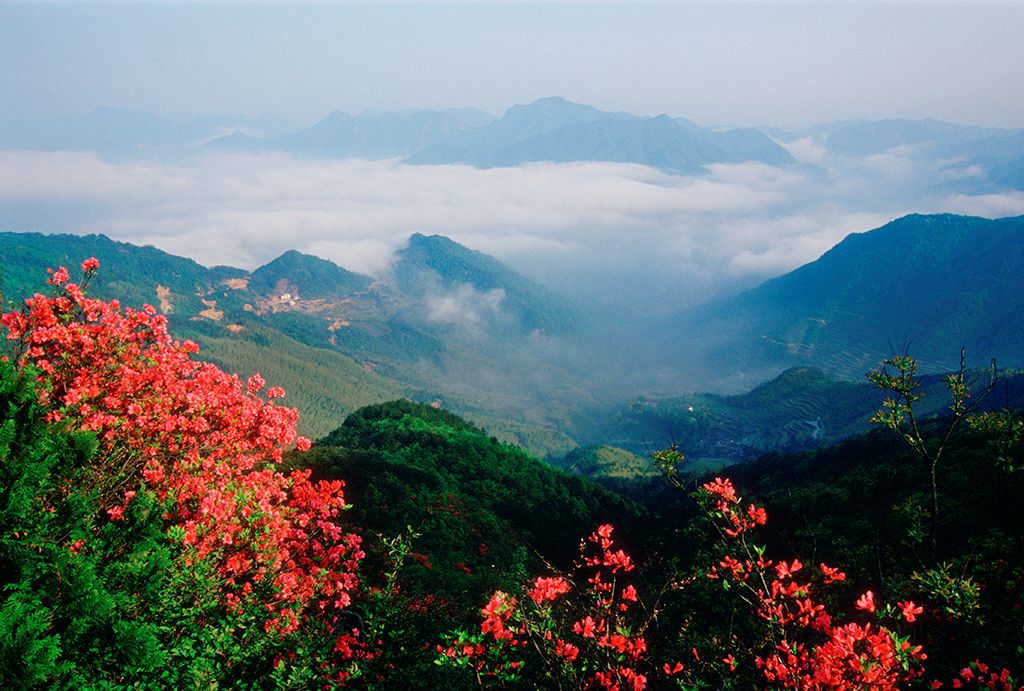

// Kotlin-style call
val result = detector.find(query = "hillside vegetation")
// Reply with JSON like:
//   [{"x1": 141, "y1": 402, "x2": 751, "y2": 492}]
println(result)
[
  {"x1": 2, "y1": 258, "x2": 1024, "y2": 688},
  {"x1": 667, "y1": 214, "x2": 1024, "y2": 383},
  {"x1": 6, "y1": 213, "x2": 1024, "y2": 460}
]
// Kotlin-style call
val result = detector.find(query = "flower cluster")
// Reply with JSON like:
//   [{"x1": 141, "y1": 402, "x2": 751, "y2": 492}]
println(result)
[
  {"x1": 701, "y1": 477, "x2": 927, "y2": 689},
  {"x1": 1, "y1": 262, "x2": 364, "y2": 648},
  {"x1": 438, "y1": 524, "x2": 649, "y2": 690},
  {"x1": 936, "y1": 660, "x2": 1023, "y2": 690}
]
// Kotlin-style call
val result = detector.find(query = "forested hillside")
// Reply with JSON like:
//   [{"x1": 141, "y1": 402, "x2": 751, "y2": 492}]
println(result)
[
  {"x1": 0, "y1": 230, "x2": 596, "y2": 455},
  {"x1": 666, "y1": 214, "x2": 1024, "y2": 384},
  {"x1": 6, "y1": 213, "x2": 1024, "y2": 463}
]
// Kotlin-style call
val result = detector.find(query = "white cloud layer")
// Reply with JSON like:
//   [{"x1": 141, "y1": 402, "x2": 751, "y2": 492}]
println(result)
[
  {"x1": 0, "y1": 149, "x2": 1013, "y2": 313},
  {"x1": 425, "y1": 285, "x2": 506, "y2": 331}
]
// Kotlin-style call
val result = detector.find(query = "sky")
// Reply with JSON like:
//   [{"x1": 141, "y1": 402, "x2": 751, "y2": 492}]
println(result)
[{"x1": 2, "y1": 1, "x2": 1023, "y2": 129}]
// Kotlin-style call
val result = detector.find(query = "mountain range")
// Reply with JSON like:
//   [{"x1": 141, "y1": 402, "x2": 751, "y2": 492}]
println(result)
[
  {"x1": 5, "y1": 98, "x2": 1024, "y2": 199},
  {"x1": 0, "y1": 97, "x2": 795, "y2": 172},
  {"x1": 400, "y1": 97, "x2": 794, "y2": 172},
  {"x1": 3, "y1": 212, "x2": 1024, "y2": 464},
  {"x1": 0, "y1": 227, "x2": 597, "y2": 455}
]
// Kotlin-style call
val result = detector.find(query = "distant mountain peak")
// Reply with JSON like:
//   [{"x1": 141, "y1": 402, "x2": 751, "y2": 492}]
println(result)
[
  {"x1": 397, "y1": 233, "x2": 499, "y2": 282},
  {"x1": 406, "y1": 232, "x2": 460, "y2": 250},
  {"x1": 408, "y1": 231, "x2": 441, "y2": 242},
  {"x1": 510, "y1": 96, "x2": 596, "y2": 112},
  {"x1": 250, "y1": 249, "x2": 371, "y2": 299},
  {"x1": 394, "y1": 232, "x2": 577, "y2": 335}
]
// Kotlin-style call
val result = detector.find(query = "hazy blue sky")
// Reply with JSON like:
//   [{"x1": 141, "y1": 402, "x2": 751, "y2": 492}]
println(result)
[{"x1": 2, "y1": 1, "x2": 1022, "y2": 128}]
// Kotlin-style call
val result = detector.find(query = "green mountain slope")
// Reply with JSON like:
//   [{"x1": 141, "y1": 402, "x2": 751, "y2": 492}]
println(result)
[
  {"x1": 288, "y1": 400, "x2": 653, "y2": 687},
  {"x1": 0, "y1": 231, "x2": 244, "y2": 315},
  {"x1": 0, "y1": 232, "x2": 402, "y2": 441},
  {"x1": 592, "y1": 365, "x2": 1024, "y2": 464},
  {"x1": 667, "y1": 214, "x2": 1024, "y2": 382},
  {"x1": 9, "y1": 214, "x2": 1022, "y2": 463},
  {"x1": 393, "y1": 232, "x2": 578, "y2": 335},
  {"x1": 248, "y1": 249, "x2": 372, "y2": 299},
  {"x1": 551, "y1": 445, "x2": 659, "y2": 482},
  {"x1": 306, "y1": 400, "x2": 646, "y2": 592},
  {"x1": 0, "y1": 231, "x2": 594, "y2": 455}
]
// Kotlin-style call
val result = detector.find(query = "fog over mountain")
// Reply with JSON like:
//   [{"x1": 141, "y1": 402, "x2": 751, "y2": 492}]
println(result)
[
  {"x1": 6, "y1": 7, "x2": 1024, "y2": 683},
  {"x1": 2, "y1": 98, "x2": 1023, "y2": 325}
]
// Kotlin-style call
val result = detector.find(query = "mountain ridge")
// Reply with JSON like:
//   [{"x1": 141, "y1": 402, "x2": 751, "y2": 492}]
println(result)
[
  {"x1": 4, "y1": 211, "x2": 1024, "y2": 459},
  {"x1": 666, "y1": 213, "x2": 1024, "y2": 382},
  {"x1": 0, "y1": 98, "x2": 794, "y2": 171},
  {"x1": 403, "y1": 97, "x2": 794, "y2": 171},
  {"x1": 0, "y1": 228, "x2": 593, "y2": 455}
]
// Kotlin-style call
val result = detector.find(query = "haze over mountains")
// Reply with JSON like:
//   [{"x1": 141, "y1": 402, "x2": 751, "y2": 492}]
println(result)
[
  {"x1": 1, "y1": 97, "x2": 796, "y2": 173},
  {"x1": 3, "y1": 96, "x2": 1024, "y2": 464},
  {"x1": 3, "y1": 212, "x2": 1023, "y2": 463},
  {"x1": 8, "y1": 97, "x2": 1023, "y2": 198},
  {"x1": 5, "y1": 96, "x2": 1022, "y2": 185},
  {"x1": 3, "y1": 97, "x2": 1022, "y2": 315}
]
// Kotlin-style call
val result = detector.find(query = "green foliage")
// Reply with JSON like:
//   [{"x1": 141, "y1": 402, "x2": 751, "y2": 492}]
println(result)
[
  {"x1": 868, "y1": 351, "x2": 998, "y2": 563},
  {"x1": 867, "y1": 354, "x2": 926, "y2": 446},
  {"x1": 293, "y1": 400, "x2": 650, "y2": 686},
  {"x1": 726, "y1": 418, "x2": 1024, "y2": 677},
  {"x1": 0, "y1": 359, "x2": 173, "y2": 686},
  {"x1": 0, "y1": 353, "x2": 360, "y2": 688},
  {"x1": 553, "y1": 445, "x2": 659, "y2": 483},
  {"x1": 312, "y1": 401, "x2": 644, "y2": 575},
  {"x1": 5, "y1": 239, "x2": 1024, "y2": 686},
  {"x1": 968, "y1": 408, "x2": 1024, "y2": 471},
  {"x1": 912, "y1": 564, "x2": 983, "y2": 624}
]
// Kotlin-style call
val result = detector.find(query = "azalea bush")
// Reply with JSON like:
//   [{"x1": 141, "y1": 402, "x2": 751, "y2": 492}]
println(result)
[
  {"x1": 443, "y1": 476, "x2": 966, "y2": 689},
  {"x1": 437, "y1": 524, "x2": 651, "y2": 690},
  {"x1": 699, "y1": 476, "x2": 926, "y2": 689},
  {"x1": 0, "y1": 260, "x2": 366, "y2": 686}
]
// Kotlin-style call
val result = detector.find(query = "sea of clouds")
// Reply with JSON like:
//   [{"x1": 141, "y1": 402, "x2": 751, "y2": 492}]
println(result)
[{"x1": 2, "y1": 145, "x2": 1022, "y2": 315}]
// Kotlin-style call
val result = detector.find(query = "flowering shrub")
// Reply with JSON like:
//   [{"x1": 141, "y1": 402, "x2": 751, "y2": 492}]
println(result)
[
  {"x1": 936, "y1": 660, "x2": 1023, "y2": 690},
  {"x1": 0, "y1": 261, "x2": 365, "y2": 684},
  {"x1": 437, "y1": 524, "x2": 651, "y2": 690},
  {"x1": 3, "y1": 259, "x2": 1022, "y2": 688},
  {"x1": 442, "y1": 476, "x2": 938, "y2": 690},
  {"x1": 700, "y1": 476, "x2": 928, "y2": 689}
]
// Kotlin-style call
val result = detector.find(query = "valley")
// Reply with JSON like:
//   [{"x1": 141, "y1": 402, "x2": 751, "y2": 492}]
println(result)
[{"x1": 4, "y1": 211, "x2": 1023, "y2": 470}]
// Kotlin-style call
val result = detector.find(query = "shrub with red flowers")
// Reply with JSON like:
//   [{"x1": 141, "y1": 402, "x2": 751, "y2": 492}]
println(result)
[
  {"x1": 437, "y1": 524, "x2": 651, "y2": 690},
  {"x1": 700, "y1": 476, "x2": 927, "y2": 689},
  {"x1": 439, "y1": 474, "x2": 940, "y2": 690},
  {"x1": 0, "y1": 261, "x2": 365, "y2": 685},
  {"x1": 936, "y1": 660, "x2": 1023, "y2": 690}
]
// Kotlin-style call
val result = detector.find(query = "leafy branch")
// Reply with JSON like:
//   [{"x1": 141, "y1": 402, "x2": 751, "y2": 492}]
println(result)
[{"x1": 867, "y1": 348, "x2": 996, "y2": 563}]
